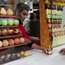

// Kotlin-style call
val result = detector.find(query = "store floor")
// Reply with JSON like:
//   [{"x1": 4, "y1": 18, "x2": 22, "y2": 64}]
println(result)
[{"x1": 4, "y1": 45, "x2": 65, "y2": 65}]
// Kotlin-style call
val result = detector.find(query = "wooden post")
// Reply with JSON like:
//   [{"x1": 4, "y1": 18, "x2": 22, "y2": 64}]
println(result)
[{"x1": 39, "y1": 0, "x2": 52, "y2": 49}]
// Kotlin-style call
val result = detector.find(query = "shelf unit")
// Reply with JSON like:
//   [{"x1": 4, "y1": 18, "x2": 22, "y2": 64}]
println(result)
[
  {"x1": 0, "y1": 16, "x2": 16, "y2": 18},
  {"x1": 39, "y1": 0, "x2": 65, "y2": 49},
  {"x1": 0, "y1": 15, "x2": 31, "y2": 64},
  {"x1": 0, "y1": 0, "x2": 33, "y2": 64},
  {"x1": 0, "y1": 26, "x2": 17, "y2": 29},
  {"x1": 0, "y1": 43, "x2": 25, "y2": 50},
  {"x1": 0, "y1": 34, "x2": 22, "y2": 40}
]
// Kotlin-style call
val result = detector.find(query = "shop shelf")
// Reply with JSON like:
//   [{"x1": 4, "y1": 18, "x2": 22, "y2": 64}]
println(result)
[
  {"x1": 0, "y1": 15, "x2": 17, "y2": 18},
  {"x1": 0, "y1": 26, "x2": 18, "y2": 29},
  {"x1": 0, "y1": 34, "x2": 22, "y2": 39},
  {"x1": 0, "y1": 43, "x2": 28, "y2": 50}
]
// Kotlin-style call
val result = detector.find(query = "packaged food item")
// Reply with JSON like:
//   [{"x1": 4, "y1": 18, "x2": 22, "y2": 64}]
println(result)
[
  {"x1": 7, "y1": 8, "x2": 14, "y2": 16},
  {"x1": 0, "y1": 41, "x2": 3, "y2": 47},
  {"x1": 8, "y1": 39, "x2": 14, "y2": 46},
  {"x1": 14, "y1": 38, "x2": 20, "y2": 45},
  {"x1": 0, "y1": 8, "x2": 7, "y2": 15},
  {"x1": 2, "y1": 40, "x2": 9, "y2": 47}
]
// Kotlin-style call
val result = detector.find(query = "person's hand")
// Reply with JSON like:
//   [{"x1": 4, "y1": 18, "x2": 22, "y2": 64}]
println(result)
[
  {"x1": 24, "y1": 38, "x2": 32, "y2": 45},
  {"x1": 30, "y1": 36, "x2": 39, "y2": 41}
]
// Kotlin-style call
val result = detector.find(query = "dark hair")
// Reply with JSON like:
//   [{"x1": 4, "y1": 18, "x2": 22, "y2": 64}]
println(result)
[
  {"x1": 30, "y1": 13, "x2": 35, "y2": 20},
  {"x1": 16, "y1": 3, "x2": 30, "y2": 13},
  {"x1": 30, "y1": 9, "x2": 39, "y2": 20}
]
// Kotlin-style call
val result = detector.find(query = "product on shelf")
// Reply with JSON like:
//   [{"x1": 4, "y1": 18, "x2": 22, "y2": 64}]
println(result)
[
  {"x1": 1, "y1": 19, "x2": 8, "y2": 26},
  {"x1": 14, "y1": 29, "x2": 19, "y2": 34},
  {"x1": 16, "y1": 53, "x2": 21, "y2": 58},
  {"x1": 2, "y1": 29, "x2": 8, "y2": 35},
  {"x1": 7, "y1": 19, "x2": 14, "y2": 26},
  {"x1": 8, "y1": 29, "x2": 14, "y2": 35},
  {"x1": 7, "y1": 54, "x2": 11, "y2": 59},
  {"x1": 20, "y1": 51, "x2": 25, "y2": 57},
  {"x1": 20, "y1": 51, "x2": 32, "y2": 57},
  {"x1": 2, "y1": 40, "x2": 9, "y2": 47},
  {"x1": 1, "y1": 55, "x2": 5, "y2": 60},
  {"x1": 8, "y1": 39, "x2": 14, "y2": 46},
  {"x1": 20, "y1": 37, "x2": 25, "y2": 43},
  {"x1": 24, "y1": 51, "x2": 32, "y2": 57},
  {"x1": 14, "y1": 19, "x2": 19, "y2": 25},
  {"x1": 11, "y1": 53, "x2": 16, "y2": 60},
  {"x1": 0, "y1": 41, "x2": 3, "y2": 47},
  {"x1": 1, "y1": 29, "x2": 19, "y2": 35},
  {"x1": 7, "y1": 8, "x2": 14, "y2": 16},
  {"x1": 14, "y1": 38, "x2": 20, "y2": 45},
  {"x1": 5, "y1": 54, "x2": 11, "y2": 61},
  {"x1": 0, "y1": 7, "x2": 7, "y2": 15}
]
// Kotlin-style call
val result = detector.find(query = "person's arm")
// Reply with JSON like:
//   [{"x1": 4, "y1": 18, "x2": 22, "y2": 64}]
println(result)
[
  {"x1": 18, "y1": 25, "x2": 40, "y2": 43},
  {"x1": 18, "y1": 25, "x2": 31, "y2": 40}
]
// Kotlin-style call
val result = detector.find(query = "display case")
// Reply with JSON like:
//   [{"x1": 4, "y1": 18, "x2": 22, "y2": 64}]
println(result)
[
  {"x1": 39, "y1": 0, "x2": 65, "y2": 51},
  {"x1": 0, "y1": 5, "x2": 31, "y2": 64},
  {"x1": 45, "y1": 0, "x2": 65, "y2": 47}
]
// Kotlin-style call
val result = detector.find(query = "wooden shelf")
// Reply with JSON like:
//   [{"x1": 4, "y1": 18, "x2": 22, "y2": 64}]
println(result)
[
  {"x1": 45, "y1": 1, "x2": 65, "y2": 7},
  {"x1": 0, "y1": 34, "x2": 22, "y2": 40},
  {"x1": 0, "y1": 16, "x2": 16, "y2": 18},
  {"x1": 0, "y1": 43, "x2": 29, "y2": 50},
  {"x1": 0, "y1": 15, "x2": 23, "y2": 19},
  {"x1": 0, "y1": 26, "x2": 18, "y2": 29}
]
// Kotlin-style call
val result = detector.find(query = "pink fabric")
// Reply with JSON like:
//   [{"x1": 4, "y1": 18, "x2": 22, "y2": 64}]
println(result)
[{"x1": 18, "y1": 25, "x2": 31, "y2": 40}]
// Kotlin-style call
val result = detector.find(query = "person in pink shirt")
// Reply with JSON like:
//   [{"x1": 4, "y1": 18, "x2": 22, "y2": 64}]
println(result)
[{"x1": 16, "y1": 3, "x2": 46, "y2": 53}]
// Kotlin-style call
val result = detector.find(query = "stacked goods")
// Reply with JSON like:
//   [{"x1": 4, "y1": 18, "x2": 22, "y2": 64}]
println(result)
[
  {"x1": 45, "y1": 0, "x2": 64, "y2": 47},
  {"x1": 0, "y1": 7, "x2": 14, "y2": 16},
  {"x1": 0, "y1": 29, "x2": 19, "y2": 36},
  {"x1": 0, "y1": 6, "x2": 31, "y2": 64},
  {"x1": 0, "y1": 19, "x2": 19, "y2": 26},
  {"x1": 0, "y1": 37, "x2": 26, "y2": 47}
]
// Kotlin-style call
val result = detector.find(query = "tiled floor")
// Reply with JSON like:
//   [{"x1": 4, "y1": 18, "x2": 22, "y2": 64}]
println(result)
[{"x1": 4, "y1": 45, "x2": 65, "y2": 65}]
